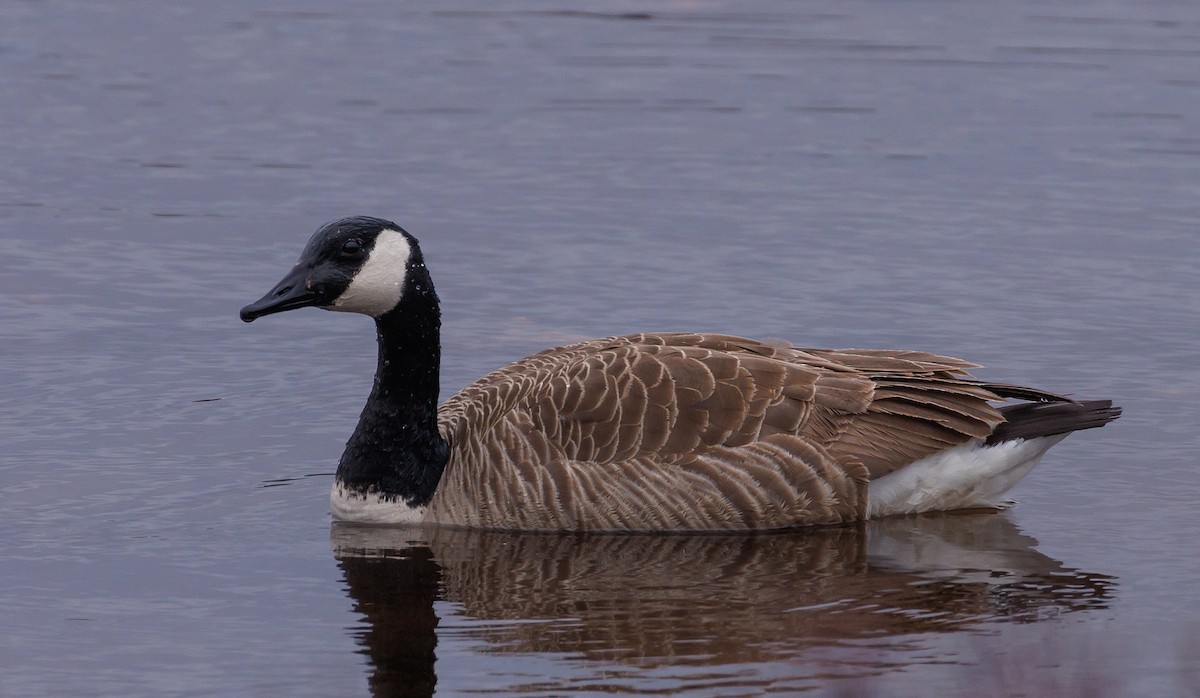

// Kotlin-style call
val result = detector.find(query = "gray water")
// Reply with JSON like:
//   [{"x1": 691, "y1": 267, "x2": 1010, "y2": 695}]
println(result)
[{"x1": 1, "y1": 1, "x2": 1198, "y2": 696}]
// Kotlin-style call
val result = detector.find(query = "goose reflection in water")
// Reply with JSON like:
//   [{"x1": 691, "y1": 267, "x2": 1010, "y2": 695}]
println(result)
[{"x1": 332, "y1": 514, "x2": 1114, "y2": 696}]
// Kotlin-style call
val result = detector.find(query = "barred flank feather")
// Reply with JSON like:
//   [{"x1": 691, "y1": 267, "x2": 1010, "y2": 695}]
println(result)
[{"x1": 429, "y1": 333, "x2": 1119, "y2": 531}]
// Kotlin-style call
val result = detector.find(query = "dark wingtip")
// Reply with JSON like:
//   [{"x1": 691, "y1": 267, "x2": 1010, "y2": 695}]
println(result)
[{"x1": 987, "y1": 399, "x2": 1122, "y2": 445}]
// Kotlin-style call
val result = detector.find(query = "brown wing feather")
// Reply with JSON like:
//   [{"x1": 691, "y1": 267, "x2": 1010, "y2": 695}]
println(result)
[{"x1": 432, "y1": 332, "x2": 1023, "y2": 531}]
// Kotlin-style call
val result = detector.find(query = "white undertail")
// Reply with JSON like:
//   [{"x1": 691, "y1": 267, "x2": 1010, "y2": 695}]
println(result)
[{"x1": 866, "y1": 435, "x2": 1067, "y2": 518}]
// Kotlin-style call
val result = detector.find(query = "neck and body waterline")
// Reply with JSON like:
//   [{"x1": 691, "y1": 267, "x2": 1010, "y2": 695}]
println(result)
[{"x1": 331, "y1": 285, "x2": 449, "y2": 523}]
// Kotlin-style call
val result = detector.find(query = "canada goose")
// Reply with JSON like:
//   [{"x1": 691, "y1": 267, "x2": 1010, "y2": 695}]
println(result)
[{"x1": 241, "y1": 216, "x2": 1120, "y2": 531}]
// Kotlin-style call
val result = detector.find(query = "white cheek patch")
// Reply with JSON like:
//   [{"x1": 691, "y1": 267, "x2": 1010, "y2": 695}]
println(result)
[{"x1": 330, "y1": 228, "x2": 411, "y2": 317}]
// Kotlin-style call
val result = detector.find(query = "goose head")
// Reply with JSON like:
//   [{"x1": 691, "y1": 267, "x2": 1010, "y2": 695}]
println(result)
[{"x1": 240, "y1": 216, "x2": 430, "y2": 322}]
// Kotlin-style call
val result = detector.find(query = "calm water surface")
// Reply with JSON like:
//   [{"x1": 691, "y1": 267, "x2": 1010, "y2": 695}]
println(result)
[{"x1": 1, "y1": 1, "x2": 1198, "y2": 696}]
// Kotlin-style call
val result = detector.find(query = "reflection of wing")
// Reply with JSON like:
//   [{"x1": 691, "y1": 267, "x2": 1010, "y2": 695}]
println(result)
[
  {"x1": 331, "y1": 514, "x2": 1115, "y2": 687},
  {"x1": 865, "y1": 515, "x2": 1116, "y2": 623}
]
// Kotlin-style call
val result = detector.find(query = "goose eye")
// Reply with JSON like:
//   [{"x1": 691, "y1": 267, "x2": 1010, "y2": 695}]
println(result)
[{"x1": 340, "y1": 239, "x2": 363, "y2": 256}]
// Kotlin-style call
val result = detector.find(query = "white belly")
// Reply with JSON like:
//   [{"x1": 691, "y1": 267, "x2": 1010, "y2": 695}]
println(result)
[
  {"x1": 866, "y1": 435, "x2": 1067, "y2": 518},
  {"x1": 329, "y1": 482, "x2": 428, "y2": 524}
]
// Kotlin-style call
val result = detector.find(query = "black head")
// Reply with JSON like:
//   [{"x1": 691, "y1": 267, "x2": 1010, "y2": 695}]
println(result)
[{"x1": 240, "y1": 216, "x2": 427, "y2": 322}]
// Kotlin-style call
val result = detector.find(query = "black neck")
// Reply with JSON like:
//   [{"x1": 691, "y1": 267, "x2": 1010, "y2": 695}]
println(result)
[{"x1": 335, "y1": 283, "x2": 449, "y2": 505}]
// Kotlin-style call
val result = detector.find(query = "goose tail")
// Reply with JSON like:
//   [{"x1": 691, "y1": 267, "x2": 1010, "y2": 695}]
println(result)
[{"x1": 987, "y1": 399, "x2": 1122, "y2": 445}]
